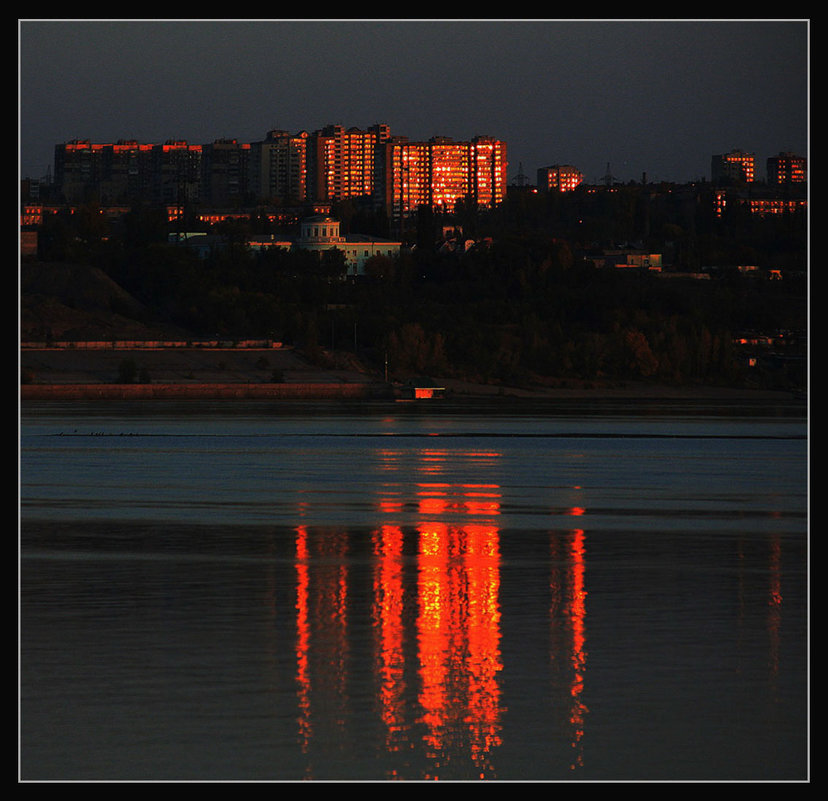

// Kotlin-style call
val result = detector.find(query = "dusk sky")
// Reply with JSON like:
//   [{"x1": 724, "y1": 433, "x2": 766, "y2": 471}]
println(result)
[{"x1": 19, "y1": 19, "x2": 809, "y2": 185}]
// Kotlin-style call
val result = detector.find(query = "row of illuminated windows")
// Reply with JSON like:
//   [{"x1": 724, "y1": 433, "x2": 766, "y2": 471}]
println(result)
[{"x1": 53, "y1": 135, "x2": 506, "y2": 208}]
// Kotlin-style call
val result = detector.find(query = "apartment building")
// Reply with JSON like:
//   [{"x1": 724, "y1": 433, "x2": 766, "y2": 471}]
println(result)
[
  {"x1": 54, "y1": 138, "x2": 203, "y2": 204},
  {"x1": 53, "y1": 139, "x2": 140, "y2": 203},
  {"x1": 249, "y1": 129, "x2": 309, "y2": 204},
  {"x1": 200, "y1": 139, "x2": 250, "y2": 207},
  {"x1": 469, "y1": 136, "x2": 507, "y2": 208},
  {"x1": 107, "y1": 140, "x2": 155, "y2": 201},
  {"x1": 378, "y1": 137, "x2": 431, "y2": 219},
  {"x1": 307, "y1": 124, "x2": 391, "y2": 204},
  {"x1": 378, "y1": 135, "x2": 507, "y2": 220},
  {"x1": 537, "y1": 164, "x2": 584, "y2": 193},
  {"x1": 150, "y1": 140, "x2": 203, "y2": 205},
  {"x1": 711, "y1": 149, "x2": 756, "y2": 183},
  {"x1": 50, "y1": 124, "x2": 506, "y2": 219},
  {"x1": 766, "y1": 151, "x2": 807, "y2": 185}
]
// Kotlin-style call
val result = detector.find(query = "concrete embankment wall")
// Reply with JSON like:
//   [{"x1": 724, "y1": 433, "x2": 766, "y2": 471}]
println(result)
[{"x1": 21, "y1": 382, "x2": 394, "y2": 401}]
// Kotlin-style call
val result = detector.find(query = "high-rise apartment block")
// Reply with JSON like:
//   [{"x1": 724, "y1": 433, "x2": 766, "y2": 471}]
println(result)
[
  {"x1": 379, "y1": 137, "x2": 431, "y2": 221},
  {"x1": 200, "y1": 139, "x2": 250, "y2": 207},
  {"x1": 54, "y1": 138, "x2": 204, "y2": 205},
  {"x1": 50, "y1": 124, "x2": 507, "y2": 219},
  {"x1": 467, "y1": 136, "x2": 507, "y2": 209},
  {"x1": 537, "y1": 164, "x2": 584, "y2": 192},
  {"x1": 766, "y1": 151, "x2": 807, "y2": 185},
  {"x1": 711, "y1": 149, "x2": 756, "y2": 183},
  {"x1": 307, "y1": 123, "x2": 390, "y2": 203},
  {"x1": 53, "y1": 139, "x2": 133, "y2": 203},
  {"x1": 249, "y1": 130, "x2": 308, "y2": 204},
  {"x1": 151, "y1": 140, "x2": 203, "y2": 205},
  {"x1": 378, "y1": 135, "x2": 506, "y2": 219}
]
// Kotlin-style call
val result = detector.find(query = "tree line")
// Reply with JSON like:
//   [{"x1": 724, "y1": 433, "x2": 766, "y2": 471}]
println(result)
[{"x1": 29, "y1": 184, "x2": 807, "y2": 389}]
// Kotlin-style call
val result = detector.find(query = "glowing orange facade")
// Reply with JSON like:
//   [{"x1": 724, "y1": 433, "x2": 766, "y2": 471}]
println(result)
[
  {"x1": 537, "y1": 164, "x2": 584, "y2": 193},
  {"x1": 380, "y1": 135, "x2": 507, "y2": 220},
  {"x1": 714, "y1": 187, "x2": 807, "y2": 218},
  {"x1": 429, "y1": 137, "x2": 471, "y2": 212},
  {"x1": 469, "y1": 136, "x2": 507, "y2": 209},
  {"x1": 767, "y1": 151, "x2": 807, "y2": 185},
  {"x1": 712, "y1": 149, "x2": 756, "y2": 183},
  {"x1": 743, "y1": 196, "x2": 807, "y2": 216},
  {"x1": 49, "y1": 125, "x2": 506, "y2": 218},
  {"x1": 381, "y1": 138, "x2": 429, "y2": 220},
  {"x1": 308, "y1": 124, "x2": 391, "y2": 203}
]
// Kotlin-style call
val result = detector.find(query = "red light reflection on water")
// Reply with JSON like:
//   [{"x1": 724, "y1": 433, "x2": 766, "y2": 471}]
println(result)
[
  {"x1": 293, "y1": 520, "x2": 505, "y2": 779},
  {"x1": 548, "y1": 526, "x2": 589, "y2": 771},
  {"x1": 372, "y1": 524, "x2": 407, "y2": 749},
  {"x1": 416, "y1": 522, "x2": 504, "y2": 779},
  {"x1": 294, "y1": 525, "x2": 349, "y2": 758},
  {"x1": 567, "y1": 529, "x2": 588, "y2": 770},
  {"x1": 296, "y1": 448, "x2": 503, "y2": 778},
  {"x1": 294, "y1": 525, "x2": 311, "y2": 753},
  {"x1": 417, "y1": 482, "x2": 502, "y2": 518}
]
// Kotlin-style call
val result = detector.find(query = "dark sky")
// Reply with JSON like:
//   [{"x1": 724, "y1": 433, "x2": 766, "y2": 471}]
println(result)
[{"x1": 19, "y1": 19, "x2": 809, "y2": 185}]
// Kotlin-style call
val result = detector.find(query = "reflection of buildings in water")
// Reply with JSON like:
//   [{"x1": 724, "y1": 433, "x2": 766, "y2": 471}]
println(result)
[
  {"x1": 381, "y1": 443, "x2": 505, "y2": 776},
  {"x1": 548, "y1": 528, "x2": 588, "y2": 771},
  {"x1": 294, "y1": 525, "x2": 349, "y2": 758},
  {"x1": 294, "y1": 525, "x2": 312, "y2": 753},
  {"x1": 288, "y1": 486, "x2": 793, "y2": 777},
  {"x1": 372, "y1": 524, "x2": 407, "y2": 753},
  {"x1": 290, "y1": 443, "x2": 594, "y2": 778},
  {"x1": 416, "y1": 522, "x2": 504, "y2": 779},
  {"x1": 567, "y1": 529, "x2": 588, "y2": 770},
  {"x1": 417, "y1": 482, "x2": 502, "y2": 518},
  {"x1": 375, "y1": 445, "x2": 504, "y2": 522},
  {"x1": 737, "y1": 532, "x2": 785, "y2": 681},
  {"x1": 417, "y1": 448, "x2": 450, "y2": 475},
  {"x1": 291, "y1": 518, "x2": 505, "y2": 779}
]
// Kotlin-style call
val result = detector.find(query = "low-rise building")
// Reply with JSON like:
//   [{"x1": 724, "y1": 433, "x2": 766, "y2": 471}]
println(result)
[
  {"x1": 293, "y1": 215, "x2": 402, "y2": 276},
  {"x1": 601, "y1": 249, "x2": 663, "y2": 271}
]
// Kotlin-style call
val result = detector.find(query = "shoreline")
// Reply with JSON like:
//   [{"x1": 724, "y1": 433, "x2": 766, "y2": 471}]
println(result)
[
  {"x1": 19, "y1": 381, "x2": 392, "y2": 401},
  {"x1": 20, "y1": 380, "x2": 807, "y2": 418},
  {"x1": 19, "y1": 345, "x2": 807, "y2": 412}
]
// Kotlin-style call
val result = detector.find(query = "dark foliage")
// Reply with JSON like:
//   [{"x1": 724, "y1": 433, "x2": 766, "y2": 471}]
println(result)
[{"x1": 31, "y1": 186, "x2": 807, "y2": 390}]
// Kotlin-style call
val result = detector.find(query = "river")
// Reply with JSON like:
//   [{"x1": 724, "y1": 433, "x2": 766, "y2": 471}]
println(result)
[{"x1": 19, "y1": 399, "x2": 809, "y2": 781}]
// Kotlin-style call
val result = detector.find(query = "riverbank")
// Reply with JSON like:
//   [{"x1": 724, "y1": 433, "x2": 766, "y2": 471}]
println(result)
[
  {"x1": 20, "y1": 381, "x2": 391, "y2": 401},
  {"x1": 19, "y1": 344, "x2": 806, "y2": 412}
]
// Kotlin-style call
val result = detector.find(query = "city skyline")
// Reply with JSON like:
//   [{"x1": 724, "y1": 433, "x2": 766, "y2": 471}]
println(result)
[{"x1": 19, "y1": 19, "x2": 809, "y2": 185}]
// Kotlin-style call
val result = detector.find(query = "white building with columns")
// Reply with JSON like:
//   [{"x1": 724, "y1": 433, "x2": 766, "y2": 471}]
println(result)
[{"x1": 295, "y1": 215, "x2": 401, "y2": 276}]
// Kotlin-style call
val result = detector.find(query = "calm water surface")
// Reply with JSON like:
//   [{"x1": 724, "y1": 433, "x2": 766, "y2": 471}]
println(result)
[{"x1": 19, "y1": 400, "x2": 808, "y2": 781}]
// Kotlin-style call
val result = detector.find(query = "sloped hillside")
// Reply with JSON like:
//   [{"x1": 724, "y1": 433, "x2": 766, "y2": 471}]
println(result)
[{"x1": 20, "y1": 262, "x2": 193, "y2": 341}]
